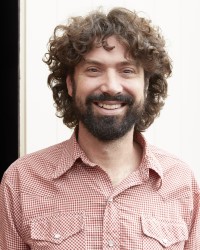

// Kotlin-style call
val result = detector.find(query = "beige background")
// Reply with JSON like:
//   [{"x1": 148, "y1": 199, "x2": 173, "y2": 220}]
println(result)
[{"x1": 20, "y1": 0, "x2": 200, "y2": 183}]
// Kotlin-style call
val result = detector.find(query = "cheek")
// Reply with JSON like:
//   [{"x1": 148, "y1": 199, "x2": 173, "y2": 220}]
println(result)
[
  {"x1": 128, "y1": 84, "x2": 145, "y2": 99},
  {"x1": 73, "y1": 86, "x2": 88, "y2": 105},
  {"x1": 75, "y1": 80, "x2": 98, "y2": 99}
]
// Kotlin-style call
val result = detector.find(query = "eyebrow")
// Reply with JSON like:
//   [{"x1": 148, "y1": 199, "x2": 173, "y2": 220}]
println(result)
[{"x1": 81, "y1": 58, "x2": 138, "y2": 67}]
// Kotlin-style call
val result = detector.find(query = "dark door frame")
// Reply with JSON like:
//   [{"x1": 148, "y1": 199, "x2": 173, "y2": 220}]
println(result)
[{"x1": 1, "y1": 1, "x2": 19, "y2": 181}]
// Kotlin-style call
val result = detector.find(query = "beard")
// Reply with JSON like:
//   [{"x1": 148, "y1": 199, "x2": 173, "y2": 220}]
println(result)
[{"x1": 72, "y1": 90, "x2": 145, "y2": 142}]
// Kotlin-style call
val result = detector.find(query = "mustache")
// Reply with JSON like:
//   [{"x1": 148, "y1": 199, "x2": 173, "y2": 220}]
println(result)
[{"x1": 86, "y1": 93, "x2": 134, "y2": 106}]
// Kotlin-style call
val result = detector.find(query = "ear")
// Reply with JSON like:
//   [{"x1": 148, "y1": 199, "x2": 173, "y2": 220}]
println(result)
[
  {"x1": 66, "y1": 75, "x2": 73, "y2": 97},
  {"x1": 144, "y1": 76, "x2": 149, "y2": 97}
]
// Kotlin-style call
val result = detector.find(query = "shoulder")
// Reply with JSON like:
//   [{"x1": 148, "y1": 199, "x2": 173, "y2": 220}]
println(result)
[
  {"x1": 137, "y1": 132, "x2": 191, "y2": 174},
  {"x1": 150, "y1": 144, "x2": 189, "y2": 170},
  {"x1": 1, "y1": 140, "x2": 68, "y2": 187},
  {"x1": 149, "y1": 144, "x2": 200, "y2": 194}
]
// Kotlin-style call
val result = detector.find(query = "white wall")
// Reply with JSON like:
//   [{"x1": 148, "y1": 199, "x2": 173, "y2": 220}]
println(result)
[{"x1": 21, "y1": 0, "x2": 200, "y2": 183}]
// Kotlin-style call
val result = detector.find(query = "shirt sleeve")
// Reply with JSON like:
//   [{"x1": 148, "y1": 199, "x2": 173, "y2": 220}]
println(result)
[
  {"x1": 0, "y1": 173, "x2": 29, "y2": 250},
  {"x1": 184, "y1": 176, "x2": 200, "y2": 249}
]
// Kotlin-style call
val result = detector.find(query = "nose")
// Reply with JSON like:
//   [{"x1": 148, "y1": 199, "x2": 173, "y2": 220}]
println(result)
[{"x1": 100, "y1": 70, "x2": 123, "y2": 95}]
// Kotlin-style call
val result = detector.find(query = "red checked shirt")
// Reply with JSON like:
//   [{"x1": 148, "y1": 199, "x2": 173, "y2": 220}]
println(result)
[{"x1": 0, "y1": 131, "x2": 199, "y2": 249}]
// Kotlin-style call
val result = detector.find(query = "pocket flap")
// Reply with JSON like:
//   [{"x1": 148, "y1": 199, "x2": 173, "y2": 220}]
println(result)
[
  {"x1": 31, "y1": 213, "x2": 83, "y2": 244},
  {"x1": 141, "y1": 215, "x2": 188, "y2": 247}
]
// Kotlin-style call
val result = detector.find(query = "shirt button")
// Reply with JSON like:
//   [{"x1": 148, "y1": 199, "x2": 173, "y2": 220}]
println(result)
[
  {"x1": 108, "y1": 197, "x2": 113, "y2": 202},
  {"x1": 162, "y1": 238, "x2": 168, "y2": 244},
  {"x1": 54, "y1": 233, "x2": 61, "y2": 239},
  {"x1": 108, "y1": 240, "x2": 114, "y2": 247}
]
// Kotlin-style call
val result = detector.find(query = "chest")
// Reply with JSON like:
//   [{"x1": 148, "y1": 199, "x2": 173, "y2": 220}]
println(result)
[{"x1": 20, "y1": 173, "x2": 191, "y2": 249}]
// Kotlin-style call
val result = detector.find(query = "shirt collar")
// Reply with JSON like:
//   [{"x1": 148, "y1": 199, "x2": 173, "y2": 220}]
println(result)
[
  {"x1": 134, "y1": 132, "x2": 163, "y2": 189},
  {"x1": 52, "y1": 130, "x2": 163, "y2": 189},
  {"x1": 52, "y1": 130, "x2": 96, "y2": 179}
]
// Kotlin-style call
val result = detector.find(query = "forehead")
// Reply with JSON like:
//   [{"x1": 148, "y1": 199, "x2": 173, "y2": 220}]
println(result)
[
  {"x1": 89, "y1": 36, "x2": 126, "y2": 57},
  {"x1": 79, "y1": 36, "x2": 138, "y2": 67}
]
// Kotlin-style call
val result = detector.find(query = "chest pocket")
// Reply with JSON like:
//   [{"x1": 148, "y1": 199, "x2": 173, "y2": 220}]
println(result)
[
  {"x1": 141, "y1": 215, "x2": 188, "y2": 248},
  {"x1": 30, "y1": 212, "x2": 83, "y2": 245}
]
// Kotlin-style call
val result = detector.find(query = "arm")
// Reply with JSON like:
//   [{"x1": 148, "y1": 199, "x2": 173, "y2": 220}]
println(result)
[
  {"x1": 184, "y1": 176, "x2": 200, "y2": 249},
  {"x1": 0, "y1": 174, "x2": 29, "y2": 249}
]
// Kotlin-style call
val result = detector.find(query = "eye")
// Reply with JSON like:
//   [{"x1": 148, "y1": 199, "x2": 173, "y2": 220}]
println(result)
[
  {"x1": 121, "y1": 67, "x2": 137, "y2": 77},
  {"x1": 123, "y1": 66, "x2": 137, "y2": 73},
  {"x1": 123, "y1": 69, "x2": 134, "y2": 74},
  {"x1": 85, "y1": 67, "x2": 101, "y2": 77},
  {"x1": 87, "y1": 67, "x2": 99, "y2": 72}
]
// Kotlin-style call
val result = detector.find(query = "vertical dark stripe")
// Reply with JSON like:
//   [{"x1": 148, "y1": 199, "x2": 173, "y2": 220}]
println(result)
[{"x1": 1, "y1": 1, "x2": 19, "y2": 181}]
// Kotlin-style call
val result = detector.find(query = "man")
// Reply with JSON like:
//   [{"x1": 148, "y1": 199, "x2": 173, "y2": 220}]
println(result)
[{"x1": 0, "y1": 7, "x2": 199, "y2": 249}]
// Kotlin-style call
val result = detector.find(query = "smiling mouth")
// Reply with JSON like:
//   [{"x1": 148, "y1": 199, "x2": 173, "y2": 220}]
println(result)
[{"x1": 95, "y1": 102, "x2": 125, "y2": 110}]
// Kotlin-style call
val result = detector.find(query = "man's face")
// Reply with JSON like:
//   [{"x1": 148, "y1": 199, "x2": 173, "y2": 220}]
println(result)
[{"x1": 67, "y1": 36, "x2": 146, "y2": 141}]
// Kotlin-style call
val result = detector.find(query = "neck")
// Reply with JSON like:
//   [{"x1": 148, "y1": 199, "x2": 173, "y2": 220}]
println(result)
[{"x1": 77, "y1": 123, "x2": 142, "y2": 186}]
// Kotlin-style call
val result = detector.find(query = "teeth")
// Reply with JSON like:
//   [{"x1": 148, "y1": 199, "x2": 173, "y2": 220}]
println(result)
[{"x1": 97, "y1": 103, "x2": 122, "y2": 110}]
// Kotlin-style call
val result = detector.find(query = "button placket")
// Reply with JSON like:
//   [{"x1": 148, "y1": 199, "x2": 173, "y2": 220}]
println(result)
[{"x1": 103, "y1": 197, "x2": 120, "y2": 249}]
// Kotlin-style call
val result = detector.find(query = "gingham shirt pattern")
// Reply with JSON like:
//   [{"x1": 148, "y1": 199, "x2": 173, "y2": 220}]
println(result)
[{"x1": 0, "y1": 132, "x2": 199, "y2": 249}]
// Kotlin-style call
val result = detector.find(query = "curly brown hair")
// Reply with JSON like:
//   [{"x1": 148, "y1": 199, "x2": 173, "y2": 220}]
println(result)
[{"x1": 43, "y1": 7, "x2": 172, "y2": 132}]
